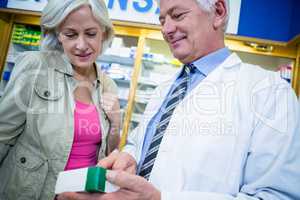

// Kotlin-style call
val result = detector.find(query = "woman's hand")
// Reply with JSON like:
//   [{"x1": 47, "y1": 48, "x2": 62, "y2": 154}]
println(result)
[
  {"x1": 101, "y1": 92, "x2": 121, "y2": 152},
  {"x1": 101, "y1": 92, "x2": 121, "y2": 125}
]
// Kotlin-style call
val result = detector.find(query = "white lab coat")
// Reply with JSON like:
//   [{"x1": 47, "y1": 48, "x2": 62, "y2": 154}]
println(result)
[{"x1": 124, "y1": 53, "x2": 300, "y2": 200}]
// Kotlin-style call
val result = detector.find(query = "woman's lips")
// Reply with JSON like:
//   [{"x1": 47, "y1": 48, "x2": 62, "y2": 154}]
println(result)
[{"x1": 76, "y1": 53, "x2": 92, "y2": 61}]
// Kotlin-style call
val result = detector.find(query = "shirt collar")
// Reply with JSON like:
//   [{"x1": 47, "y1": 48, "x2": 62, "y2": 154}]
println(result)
[{"x1": 191, "y1": 47, "x2": 231, "y2": 77}]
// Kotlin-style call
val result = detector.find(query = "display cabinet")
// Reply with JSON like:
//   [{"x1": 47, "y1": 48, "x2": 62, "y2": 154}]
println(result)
[{"x1": 0, "y1": 8, "x2": 299, "y2": 148}]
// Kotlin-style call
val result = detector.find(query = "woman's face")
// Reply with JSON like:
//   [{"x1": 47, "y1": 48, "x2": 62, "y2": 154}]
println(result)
[{"x1": 58, "y1": 5, "x2": 105, "y2": 69}]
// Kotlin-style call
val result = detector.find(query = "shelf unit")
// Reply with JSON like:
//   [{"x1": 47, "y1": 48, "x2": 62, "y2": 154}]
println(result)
[{"x1": 0, "y1": 8, "x2": 300, "y2": 149}]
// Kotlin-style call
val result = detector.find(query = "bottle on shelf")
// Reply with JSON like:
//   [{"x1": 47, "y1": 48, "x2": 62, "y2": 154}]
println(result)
[{"x1": 0, "y1": 62, "x2": 14, "y2": 96}]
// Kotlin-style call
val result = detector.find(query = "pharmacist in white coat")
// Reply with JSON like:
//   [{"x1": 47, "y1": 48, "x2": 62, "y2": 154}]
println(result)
[{"x1": 58, "y1": 0, "x2": 300, "y2": 200}]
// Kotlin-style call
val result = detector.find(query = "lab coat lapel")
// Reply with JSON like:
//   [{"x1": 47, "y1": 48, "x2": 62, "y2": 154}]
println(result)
[{"x1": 149, "y1": 53, "x2": 243, "y2": 189}]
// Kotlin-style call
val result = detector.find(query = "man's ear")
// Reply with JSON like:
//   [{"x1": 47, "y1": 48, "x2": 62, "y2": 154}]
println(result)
[{"x1": 213, "y1": 0, "x2": 227, "y2": 30}]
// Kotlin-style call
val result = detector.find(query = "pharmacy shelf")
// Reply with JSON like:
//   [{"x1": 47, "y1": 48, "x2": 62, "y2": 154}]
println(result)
[
  {"x1": 113, "y1": 78, "x2": 130, "y2": 84},
  {"x1": 119, "y1": 109, "x2": 142, "y2": 124},
  {"x1": 135, "y1": 95, "x2": 150, "y2": 104},
  {"x1": 113, "y1": 77, "x2": 158, "y2": 87},
  {"x1": 131, "y1": 113, "x2": 142, "y2": 123},
  {"x1": 98, "y1": 55, "x2": 134, "y2": 66},
  {"x1": 6, "y1": 54, "x2": 16, "y2": 63},
  {"x1": 138, "y1": 77, "x2": 158, "y2": 87},
  {"x1": 119, "y1": 93, "x2": 149, "y2": 105}
]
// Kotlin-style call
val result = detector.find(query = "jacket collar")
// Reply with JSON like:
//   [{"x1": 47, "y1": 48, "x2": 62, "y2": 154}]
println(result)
[
  {"x1": 54, "y1": 51, "x2": 101, "y2": 86},
  {"x1": 53, "y1": 52, "x2": 73, "y2": 76}
]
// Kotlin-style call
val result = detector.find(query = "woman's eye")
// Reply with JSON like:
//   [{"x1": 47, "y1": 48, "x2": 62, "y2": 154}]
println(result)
[
  {"x1": 64, "y1": 33, "x2": 77, "y2": 39},
  {"x1": 86, "y1": 32, "x2": 97, "y2": 37}
]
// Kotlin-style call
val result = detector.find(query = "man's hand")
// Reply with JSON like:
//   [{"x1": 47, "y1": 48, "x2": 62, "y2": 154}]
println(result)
[
  {"x1": 98, "y1": 150, "x2": 137, "y2": 174},
  {"x1": 57, "y1": 171, "x2": 161, "y2": 200}
]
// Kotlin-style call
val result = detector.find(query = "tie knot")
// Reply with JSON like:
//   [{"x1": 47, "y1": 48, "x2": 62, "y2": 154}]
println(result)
[{"x1": 184, "y1": 63, "x2": 195, "y2": 74}]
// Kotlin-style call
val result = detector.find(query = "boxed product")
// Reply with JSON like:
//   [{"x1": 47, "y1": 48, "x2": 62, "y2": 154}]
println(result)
[{"x1": 55, "y1": 167, "x2": 119, "y2": 194}]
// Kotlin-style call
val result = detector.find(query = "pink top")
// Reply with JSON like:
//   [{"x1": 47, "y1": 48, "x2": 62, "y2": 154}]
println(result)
[{"x1": 64, "y1": 100, "x2": 102, "y2": 170}]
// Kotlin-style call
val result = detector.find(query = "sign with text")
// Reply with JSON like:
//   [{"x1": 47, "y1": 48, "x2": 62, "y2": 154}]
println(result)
[
  {"x1": 7, "y1": 0, "x2": 241, "y2": 34},
  {"x1": 105, "y1": 0, "x2": 160, "y2": 25}
]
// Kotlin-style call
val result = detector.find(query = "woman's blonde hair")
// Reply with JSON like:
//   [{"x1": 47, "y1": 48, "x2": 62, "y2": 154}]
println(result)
[{"x1": 40, "y1": 0, "x2": 114, "y2": 53}]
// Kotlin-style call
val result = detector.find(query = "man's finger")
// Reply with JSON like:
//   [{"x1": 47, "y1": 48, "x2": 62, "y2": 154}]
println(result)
[
  {"x1": 113, "y1": 159, "x2": 136, "y2": 174},
  {"x1": 106, "y1": 171, "x2": 145, "y2": 192},
  {"x1": 112, "y1": 157, "x2": 130, "y2": 170},
  {"x1": 112, "y1": 153, "x2": 137, "y2": 173},
  {"x1": 97, "y1": 149, "x2": 119, "y2": 169},
  {"x1": 125, "y1": 165, "x2": 137, "y2": 174}
]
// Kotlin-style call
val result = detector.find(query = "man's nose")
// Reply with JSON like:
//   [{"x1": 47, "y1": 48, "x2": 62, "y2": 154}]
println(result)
[{"x1": 162, "y1": 17, "x2": 176, "y2": 38}]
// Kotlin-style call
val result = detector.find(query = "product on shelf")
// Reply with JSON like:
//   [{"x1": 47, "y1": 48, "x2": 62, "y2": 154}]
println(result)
[
  {"x1": 0, "y1": 62, "x2": 14, "y2": 95},
  {"x1": 12, "y1": 24, "x2": 41, "y2": 51}
]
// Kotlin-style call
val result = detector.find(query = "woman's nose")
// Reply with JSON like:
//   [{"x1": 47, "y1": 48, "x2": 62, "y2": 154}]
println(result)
[{"x1": 75, "y1": 35, "x2": 88, "y2": 50}]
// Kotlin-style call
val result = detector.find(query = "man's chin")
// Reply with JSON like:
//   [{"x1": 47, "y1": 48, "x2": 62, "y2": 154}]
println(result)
[{"x1": 172, "y1": 52, "x2": 190, "y2": 63}]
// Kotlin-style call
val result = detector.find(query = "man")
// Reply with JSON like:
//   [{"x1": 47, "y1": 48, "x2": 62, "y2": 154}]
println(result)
[{"x1": 59, "y1": 0, "x2": 300, "y2": 199}]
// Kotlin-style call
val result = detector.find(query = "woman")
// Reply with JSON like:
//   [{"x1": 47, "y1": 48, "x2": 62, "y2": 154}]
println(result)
[{"x1": 0, "y1": 0, "x2": 120, "y2": 199}]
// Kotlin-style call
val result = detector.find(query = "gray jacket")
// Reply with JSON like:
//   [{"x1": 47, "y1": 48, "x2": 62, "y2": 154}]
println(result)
[{"x1": 0, "y1": 51, "x2": 118, "y2": 200}]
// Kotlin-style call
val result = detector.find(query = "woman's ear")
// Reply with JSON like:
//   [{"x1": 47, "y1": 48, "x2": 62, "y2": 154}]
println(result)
[
  {"x1": 213, "y1": 0, "x2": 227, "y2": 30},
  {"x1": 57, "y1": 32, "x2": 63, "y2": 43},
  {"x1": 102, "y1": 30, "x2": 108, "y2": 42}
]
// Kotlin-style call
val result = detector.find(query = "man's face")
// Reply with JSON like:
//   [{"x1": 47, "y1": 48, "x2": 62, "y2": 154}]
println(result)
[{"x1": 159, "y1": 0, "x2": 224, "y2": 64}]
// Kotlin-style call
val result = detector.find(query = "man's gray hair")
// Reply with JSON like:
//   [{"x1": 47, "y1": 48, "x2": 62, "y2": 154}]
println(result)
[
  {"x1": 40, "y1": 0, "x2": 114, "y2": 53},
  {"x1": 156, "y1": 0, "x2": 229, "y2": 31}
]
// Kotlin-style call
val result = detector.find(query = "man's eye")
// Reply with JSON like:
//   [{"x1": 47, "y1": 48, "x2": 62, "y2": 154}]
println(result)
[
  {"x1": 172, "y1": 10, "x2": 190, "y2": 21},
  {"x1": 173, "y1": 13, "x2": 184, "y2": 20}
]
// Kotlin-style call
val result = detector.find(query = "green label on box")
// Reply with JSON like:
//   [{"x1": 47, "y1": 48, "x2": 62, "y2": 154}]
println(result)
[{"x1": 85, "y1": 167, "x2": 107, "y2": 192}]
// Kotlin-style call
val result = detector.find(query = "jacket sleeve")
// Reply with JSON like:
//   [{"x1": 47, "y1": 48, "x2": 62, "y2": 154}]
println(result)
[
  {"x1": 0, "y1": 52, "x2": 40, "y2": 162},
  {"x1": 162, "y1": 75, "x2": 300, "y2": 200},
  {"x1": 101, "y1": 73, "x2": 121, "y2": 153},
  {"x1": 102, "y1": 73, "x2": 118, "y2": 95}
]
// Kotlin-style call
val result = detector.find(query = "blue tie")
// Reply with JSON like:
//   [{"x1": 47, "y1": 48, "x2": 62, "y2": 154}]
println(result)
[{"x1": 139, "y1": 64, "x2": 195, "y2": 180}]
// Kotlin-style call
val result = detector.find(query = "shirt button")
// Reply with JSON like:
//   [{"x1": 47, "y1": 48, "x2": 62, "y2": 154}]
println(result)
[
  {"x1": 20, "y1": 157, "x2": 26, "y2": 164},
  {"x1": 44, "y1": 90, "x2": 51, "y2": 97}
]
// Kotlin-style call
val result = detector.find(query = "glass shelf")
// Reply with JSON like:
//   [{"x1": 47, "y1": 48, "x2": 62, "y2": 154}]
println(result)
[
  {"x1": 97, "y1": 54, "x2": 134, "y2": 66},
  {"x1": 128, "y1": 38, "x2": 180, "y2": 130},
  {"x1": 0, "y1": 23, "x2": 41, "y2": 95},
  {"x1": 99, "y1": 35, "x2": 139, "y2": 129}
]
